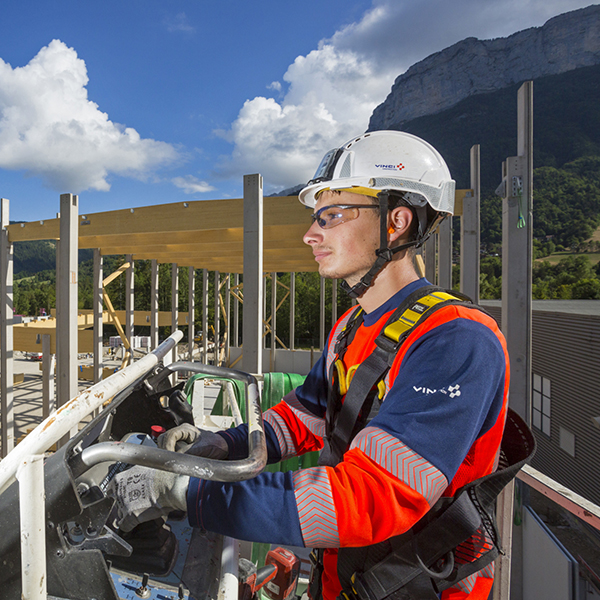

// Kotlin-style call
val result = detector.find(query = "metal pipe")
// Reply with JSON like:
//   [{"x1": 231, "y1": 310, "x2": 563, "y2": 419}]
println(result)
[
  {"x1": 218, "y1": 536, "x2": 240, "y2": 600},
  {"x1": 17, "y1": 454, "x2": 46, "y2": 600},
  {"x1": 76, "y1": 362, "x2": 267, "y2": 482},
  {"x1": 0, "y1": 331, "x2": 183, "y2": 496},
  {"x1": 225, "y1": 381, "x2": 244, "y2": 427}
]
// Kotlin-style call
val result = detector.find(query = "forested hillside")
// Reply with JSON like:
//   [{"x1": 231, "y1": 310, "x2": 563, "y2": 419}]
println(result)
[{"x1": 15, "y1": 257, "x2": 347, "y2": 348}]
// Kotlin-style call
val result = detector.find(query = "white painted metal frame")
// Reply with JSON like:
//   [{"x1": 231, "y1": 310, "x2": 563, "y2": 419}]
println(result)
[{"x1": 0, "y1": 331, "x2": 182, "y2": 598}]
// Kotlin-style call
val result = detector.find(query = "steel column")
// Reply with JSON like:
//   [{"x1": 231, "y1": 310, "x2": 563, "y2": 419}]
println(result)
[
  {"x1": 202, "y1": 269, "x2": 209, "y2": 363},
  {"x1": 125, "y1": 254, "x2": 134, "y2": 356},
  {"x1": 461, "y1": 145, "x2": 481, "y2": 303},
  {"x1": 242, "y1": 174, "x2": 263, "y2": 374},
  {"x1": 150, "y1": 259, "x2": 159, "y2": 350},
  {"x1": 169, "y1": 263, "x2": 179, "y2": 378},
  {"x1": 319, "y1": 277, "x2": 325, "y2": 350},
  {"x1": 438, "y1": 218, "x2": 452, "y2": 289},
  {"x1": 214, "y1": 271, "x2": 220, "y2": 365},
  {"x1": 225, "y1": 274, "x2": 231, "y2": 365},
  {"x1": 331, "y1": 279, "x2": 338, "y2": 326},
  {"x1": 42, "y1": 334, "x2": 55, "y2": 419},
  {"x1": 1, "y1": 198, "x2": 14, "y2": 457},
  {"x1": 270, "y1": 272, "x2": 277, "y2": 372},
  {"x1": 501, "y1": 81, "x2": 533, "y2": 423},
  {"x1": 424, "y1": 235, "x2": 437, "y2": 284},
  {"x1": 57, "y1": 194, "x2": 78, "y2": 407},
  {"x1": 233, "y1": 273, "x2": 240, "y2": 347},
  {"x1": 290, "y1": 272, "x2": 295, "y2": 350},
  {"x1": 188, "y1": 267, "x2": 195, "y2": 360},
  {"x1": 93, "y1": 249, "x2": 103, "y2": 382}
]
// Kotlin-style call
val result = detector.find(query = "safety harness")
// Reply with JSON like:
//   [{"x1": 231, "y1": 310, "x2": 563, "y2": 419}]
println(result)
[{"x1": 309, "y1": 286, "x2": 536, "y2": 600}]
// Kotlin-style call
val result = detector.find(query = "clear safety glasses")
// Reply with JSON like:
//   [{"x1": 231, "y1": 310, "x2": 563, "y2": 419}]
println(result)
[{"x1": 311, "y1": 204, "x2": 378, "y2": 230}]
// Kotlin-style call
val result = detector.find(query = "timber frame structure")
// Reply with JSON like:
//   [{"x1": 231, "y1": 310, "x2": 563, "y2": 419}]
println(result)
[{"x1": 0, "y1": 181, "x2": 476, "y2": 457}]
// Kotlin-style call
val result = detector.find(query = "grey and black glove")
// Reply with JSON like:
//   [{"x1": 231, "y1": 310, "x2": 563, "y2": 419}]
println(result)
[
  {"x1": 109, "y1": 466, "x2": 190, "y2": 532},
  {"x1": 157, "y1": 423, "x2": 229, "y2": 459}
]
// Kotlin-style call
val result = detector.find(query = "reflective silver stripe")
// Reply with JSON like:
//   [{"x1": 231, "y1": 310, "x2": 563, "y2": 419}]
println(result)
[
  {"x1": 264, "y1": 409, "x2": 296, "y2": 460},
  {"x1": 452, "y1": 562, "x2": 494, "y2": 594},
  {"x1": 293, "y1": 467, "x2": 340, "y2": 548},
  {"x1": 350, "y1": 426, "x2": 447, "y2": 506},
  {"x1": 284, "y1": 391, "x2": 326, "y2": 438}
]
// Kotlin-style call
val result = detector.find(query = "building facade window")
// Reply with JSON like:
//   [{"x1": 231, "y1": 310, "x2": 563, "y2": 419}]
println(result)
[{"x1": 533, "y1": 374, "x2": 551, "y2": 436}]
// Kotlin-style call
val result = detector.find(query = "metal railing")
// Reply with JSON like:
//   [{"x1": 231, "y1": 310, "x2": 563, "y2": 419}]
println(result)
[{"x1": 0, "y1": 330, "x2": 267, "y2": 600}]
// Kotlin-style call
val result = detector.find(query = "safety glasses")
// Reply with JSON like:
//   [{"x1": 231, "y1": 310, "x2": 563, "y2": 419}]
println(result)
[{"x1": 311, "y1": 204, "x2": 378, "y2": 230}]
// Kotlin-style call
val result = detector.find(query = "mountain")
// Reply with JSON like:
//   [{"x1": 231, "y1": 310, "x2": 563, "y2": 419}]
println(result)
[
  {"x1": 369, "y1": 4, "x2": 600, "y2": 131},
  {"x1": 384, "y1": 63, "x2": 600, "y2": 192}
]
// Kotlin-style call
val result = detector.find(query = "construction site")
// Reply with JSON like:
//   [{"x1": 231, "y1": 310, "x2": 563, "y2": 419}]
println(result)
[{"x1": 1, "y1": 82, "x2": 599, "y2": 600}]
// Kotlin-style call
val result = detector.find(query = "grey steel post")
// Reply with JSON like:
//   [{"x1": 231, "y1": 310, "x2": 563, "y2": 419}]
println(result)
[
  {"x1": 242, "y1": 174, "x2": 263, "y2": 374},
  {"x1": 55, "y1": 238, "x2": 61, "y2": 404},
  {"x1": 225, "y1": 274, "x2": 231, "y2": 365},
  {"x1": 270, "y1": 272, "x2": 277, "y2": 372},
  {"x1": 202, "y1": 269, "x2": 209, "y2": 363},
  {"x1": 1, "y1": 198, "x2": 14, "y2": 456},
  {"x1": 290, "y1": 272, "x2": 295, "y2": 350},
  {"x1": 93, "y1": 249, "x2": 103, "y2": 382},
  {"x1": 319, "y1": 277, "x2": 325, "y2": 350},
  {"x1": 214, "y1": 271, "x2": 220, "y2": 365},
  {"x1": 125, "y1": 255, "x2": 134, "y2": 354},
  {"x1": 263, "y1": 275, "x2": 267, "y2": 350},
  {"x1": 500, "y1": 84, "x2": 533, "y2": 600},
  {"x1": 188, "y1": 267, "x2": 195, "y2": 360},
  {"x1": 171, "y1": 263, "x2": 179, "y2": 372},
  {"x1": 501, "y1": 81, "x2": 533, "y2": 424},
  {"x1": 438, "y1": 218, "x2": 452, "y2": 289},
  {"x1": 42, "y1": 334, "x2": 55, "y2": 418},
  {"x1": 233, "y1": 273, "x2": 240, "y2": 347},
  {"x1": 150, "y1": 259, "x2": 159, "y2": 350},
  {"x1": 57, "y1": 194, "x2": 78, "y2": 407},
  {"x1": 424, "y1": 235, "x2": 437, "y2": 284},
  {"x1": 461, "y1": 145, "x2": 481, "y2": 303}
]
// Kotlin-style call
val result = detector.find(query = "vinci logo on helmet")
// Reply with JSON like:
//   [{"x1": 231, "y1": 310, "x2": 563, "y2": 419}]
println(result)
[{"x1": 375, "y1": 163, "x2": 405, "y2": 171}]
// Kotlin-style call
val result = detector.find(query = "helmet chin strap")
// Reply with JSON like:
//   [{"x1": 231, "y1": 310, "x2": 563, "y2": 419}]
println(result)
[{"x1": 339, "y1": 191, "x2": 430, "y2": 300}]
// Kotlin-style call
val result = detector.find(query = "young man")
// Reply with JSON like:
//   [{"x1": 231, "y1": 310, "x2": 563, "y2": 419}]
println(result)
[{"x1": 111, "y1": 131, "x2": 509, "y2": 600}]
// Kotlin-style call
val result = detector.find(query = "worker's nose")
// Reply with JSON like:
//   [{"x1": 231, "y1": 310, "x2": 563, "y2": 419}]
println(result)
[{"x1": 303, "y1": 219, "x2": 323, "y2": 246}]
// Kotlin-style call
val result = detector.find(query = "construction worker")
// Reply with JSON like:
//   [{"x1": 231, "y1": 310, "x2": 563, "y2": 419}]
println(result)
[{"x1": 111, "y1": 131, "x2": 514, "y2": 600}]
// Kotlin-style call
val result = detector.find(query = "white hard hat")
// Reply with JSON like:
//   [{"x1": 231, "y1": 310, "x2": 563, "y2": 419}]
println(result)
[
  {"x1": 299, "y1": 131, "x2": 456, "y2": 298},
  {"x1": 299, "y1": 130, "x2": 455, "y2": 217}
]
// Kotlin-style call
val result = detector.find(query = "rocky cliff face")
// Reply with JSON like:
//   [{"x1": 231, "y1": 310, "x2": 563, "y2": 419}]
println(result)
[{"x1": 368, "y1": 5, "x2": 600, "y2": 130}]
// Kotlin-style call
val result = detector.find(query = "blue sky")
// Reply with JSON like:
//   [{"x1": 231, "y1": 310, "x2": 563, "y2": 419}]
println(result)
[{"x1": 1, "y1": 0, "x2": 596, "y2": 222}]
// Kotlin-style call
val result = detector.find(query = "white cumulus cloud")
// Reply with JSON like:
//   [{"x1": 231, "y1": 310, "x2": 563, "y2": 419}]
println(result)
[
  {"x1": 172, "y1": 175, "x2": 216, "y2": 194},
  {"x1": 0, "y1": 39, "x2": 178, "y2": 192},
  {"x1": 217, "y1": 0, "x2": 597, "y2": 192}
]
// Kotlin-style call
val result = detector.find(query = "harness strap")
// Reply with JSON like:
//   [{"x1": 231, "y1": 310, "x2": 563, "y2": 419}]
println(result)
[
  {"x1": 338, "y1": 409, "x2": 536, "y2": 600},
  {"x1": 351, "y1": 491, "x2": 482, "y2": 600},
  {"x1": 320, "y1": 286, "x2": 472, "y2": 468}
]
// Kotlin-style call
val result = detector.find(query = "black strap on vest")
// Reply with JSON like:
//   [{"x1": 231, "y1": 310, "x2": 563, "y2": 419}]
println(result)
[
  {"x1": 319, "y1": 286, "x2": 475, "y2": 467},
  {"x1": 337, "y1": 408, "x2": 536, "y2": 600}
]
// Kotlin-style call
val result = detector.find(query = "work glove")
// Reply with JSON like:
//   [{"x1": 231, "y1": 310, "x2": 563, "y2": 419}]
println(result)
[
  {"x1": 109, "y1": 465, "x2": 190, "y2": 533},
  {"x1": 157, "y1": 423, "x2": 229, "y2": 459}
]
